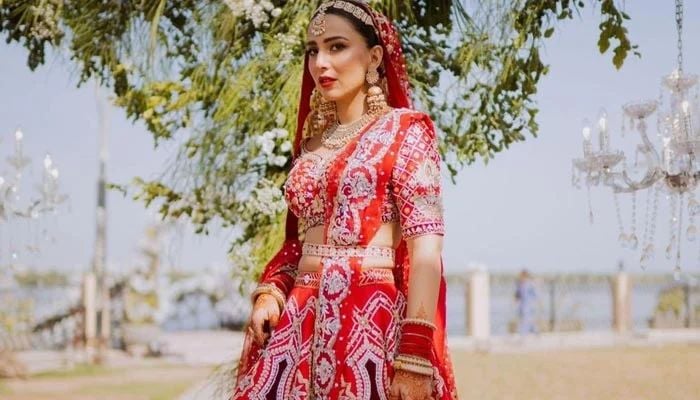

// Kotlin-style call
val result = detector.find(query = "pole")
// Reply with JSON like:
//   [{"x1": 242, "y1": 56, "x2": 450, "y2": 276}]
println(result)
[{"x1": 90, "y1": 82, "x2": 109, "y2": 363}]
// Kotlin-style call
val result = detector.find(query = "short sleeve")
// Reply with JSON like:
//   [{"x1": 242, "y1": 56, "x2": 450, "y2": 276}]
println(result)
[{"x1": 391, "y1": 116, "x2": 445, "y2": 239}]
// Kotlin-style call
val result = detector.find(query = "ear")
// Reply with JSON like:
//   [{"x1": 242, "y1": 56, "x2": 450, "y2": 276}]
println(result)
[{"x1": 368, "y1": 44, "x2": 384, "y2": 70}]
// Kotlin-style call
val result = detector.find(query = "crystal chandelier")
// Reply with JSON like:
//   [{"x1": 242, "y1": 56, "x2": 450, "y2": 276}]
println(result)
[
  {"x1": 572, "y1": 0, "x2": 699, "y2": 277},
  {"x1": 1, "y1": 128, "x2": 67, "y2": 263}
]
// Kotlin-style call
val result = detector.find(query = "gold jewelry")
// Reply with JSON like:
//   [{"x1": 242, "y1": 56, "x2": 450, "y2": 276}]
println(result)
[
  {"x1": 366, "y1": 68, "x2": 379, "y2": 85},
  {"x1": 304, "y1": 89, "x2": 336, "y2": 140},
  {"x1": 321, "y1": 112, "x2": 376, "y2": 149},
  {"x1": 395, "y1": 354, "x2": 433, "y2": 367},
  {"x1": 366, "y1": 70, "x2": 389, "y2": 117},
  {"x1": 251, "y1": 283, "x2": 286, "y2": 312},
  {"x1": 311, "y1": 1, "x2": 375, "y2": 37},
  {"x1": 394, "y1": 354, "x2": 434, "y2": 376},
  {"x1": 401, "y1": 317, "x2": 437, "y2": 331}
]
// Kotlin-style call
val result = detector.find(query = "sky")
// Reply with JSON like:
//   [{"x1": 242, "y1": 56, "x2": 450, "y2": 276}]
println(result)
[{"x1": 1, "y1": 2, "x2": 699, "y2": 277}]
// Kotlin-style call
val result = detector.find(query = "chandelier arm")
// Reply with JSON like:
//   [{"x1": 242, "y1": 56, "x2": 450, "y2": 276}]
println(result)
[
  {"x1": 604, "y1": 130, "x2": 664, "y2": 192},
  {"x1": 635, "y1": 120, "x2": 661, "y2": 164},
  {"x1": 606, "y1": 169, "x2": 663, "y2": 193}
]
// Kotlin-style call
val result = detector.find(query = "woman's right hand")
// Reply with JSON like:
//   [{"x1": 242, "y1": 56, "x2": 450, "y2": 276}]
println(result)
[{"x1": 249, "y1": 294, "x2": 281, "y2": 346}]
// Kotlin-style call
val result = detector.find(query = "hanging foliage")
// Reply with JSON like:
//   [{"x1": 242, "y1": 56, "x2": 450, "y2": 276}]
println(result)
[{"x1": 1, "y1": 0, "x2": 637, "y2": 275}]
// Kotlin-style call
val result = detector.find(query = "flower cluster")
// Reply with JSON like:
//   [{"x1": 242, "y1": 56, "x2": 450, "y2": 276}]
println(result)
[
  {"x1": 249, "y1": 178, "x2": 286, "y2": 217},
  {"x1": 228, "y1": 241, "x2": 257, "y2": 275},
  {"x1": 222, "y1": 0, "x2": 282, "y2": 28},
  {"x1": 29, "y1": 0, "x2": 62, "y2": 42},
  {"x1": 254, "y1": 126, "x2": 291, "y2": 168},
  {"x1": 275, "y1": 31, "x2": 299, "y2": 69}
]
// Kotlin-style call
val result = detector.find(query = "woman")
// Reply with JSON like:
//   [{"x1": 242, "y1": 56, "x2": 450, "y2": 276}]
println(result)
[
  {"x1": 233, "y1": 1, "x2": 457, "y2": 399},
  {"x1": 515, "y1": 269, "x2": 537, "y2": 335}
]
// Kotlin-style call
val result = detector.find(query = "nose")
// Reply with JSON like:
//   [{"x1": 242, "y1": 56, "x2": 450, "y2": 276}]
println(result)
[{"x1": 313, "y1": 50, "x2": 330, "y2": 71}]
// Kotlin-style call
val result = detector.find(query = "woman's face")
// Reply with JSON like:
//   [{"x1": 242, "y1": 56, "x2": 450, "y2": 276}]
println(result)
[{"x1": 306, "y1": 13, "x2": 382, "y2": 104}]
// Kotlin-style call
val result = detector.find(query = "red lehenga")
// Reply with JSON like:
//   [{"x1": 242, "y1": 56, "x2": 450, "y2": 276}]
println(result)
[{"x1": 233, "y1": 4, "x2": 458, "y2": 400}]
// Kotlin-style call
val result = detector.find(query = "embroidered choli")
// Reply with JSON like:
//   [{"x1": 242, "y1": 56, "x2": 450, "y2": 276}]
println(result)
[{"x1": 283, "y1": 108, "x2": 444, "y2": 239}]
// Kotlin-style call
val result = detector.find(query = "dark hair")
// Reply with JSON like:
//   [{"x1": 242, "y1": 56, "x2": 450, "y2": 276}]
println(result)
[{"x1": 312, "y1": 4, "x2": 380, "y2": 49}]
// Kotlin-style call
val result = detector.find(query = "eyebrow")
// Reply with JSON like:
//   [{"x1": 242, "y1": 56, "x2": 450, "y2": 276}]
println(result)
[{"x1": 305, "y1": 36, "x2": 349, "y2": 46}]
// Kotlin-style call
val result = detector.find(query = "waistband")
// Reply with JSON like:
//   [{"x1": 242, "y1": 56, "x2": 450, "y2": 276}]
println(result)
[
  {"x1": 302, "y1": 243, "x2": 395, "y2": 261},
  {"x1": 295, "y1": 268, "x2": 395, "y2": 289}
]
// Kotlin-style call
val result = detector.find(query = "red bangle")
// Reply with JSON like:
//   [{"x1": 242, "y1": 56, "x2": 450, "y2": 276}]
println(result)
[{"x1": 398, "y1": 320, "x2": 435, "y2": 362}]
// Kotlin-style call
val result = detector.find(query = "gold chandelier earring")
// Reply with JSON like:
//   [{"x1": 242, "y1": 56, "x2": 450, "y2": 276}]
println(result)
[
  {"x1": 366, "y1": 67, "x2": 388, "y2": 117},
  {"x1": 306, "y1": 88, "x2": 336, "y2": 139}
]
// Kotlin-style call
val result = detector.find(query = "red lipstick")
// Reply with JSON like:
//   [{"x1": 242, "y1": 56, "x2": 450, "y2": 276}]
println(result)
[{"x1": 319, "y1": 76, "x2": 337, "y2": 88}]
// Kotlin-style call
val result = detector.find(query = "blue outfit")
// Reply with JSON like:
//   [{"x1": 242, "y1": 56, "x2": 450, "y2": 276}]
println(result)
[{"x1": 516, "y1": 279, "x2": 537, "y2": 334}]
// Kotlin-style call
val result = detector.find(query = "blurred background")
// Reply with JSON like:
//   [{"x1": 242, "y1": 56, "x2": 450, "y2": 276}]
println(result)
[{"x1": 1, "y1": 1, "x2": 699, "y2": 399}]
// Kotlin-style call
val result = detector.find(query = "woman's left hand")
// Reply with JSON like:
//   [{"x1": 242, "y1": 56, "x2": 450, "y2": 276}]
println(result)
[{"x1": 388, "y1": 369, "x2": 433, "y2": 400}]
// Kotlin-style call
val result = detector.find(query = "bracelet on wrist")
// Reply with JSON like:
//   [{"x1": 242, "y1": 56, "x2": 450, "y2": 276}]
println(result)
[
  {"x1": 401, "y1": 317, "x2": 437, "y2": 331},
  {"x1": 251, "y1": 283, "x2": 286, "y2": 312},
  {"x1": 398, "y1": 319, "x2": 435, "y2": 361},
  {"x1": 394, "y1": 354, "x2": 434, "y2": 376}
]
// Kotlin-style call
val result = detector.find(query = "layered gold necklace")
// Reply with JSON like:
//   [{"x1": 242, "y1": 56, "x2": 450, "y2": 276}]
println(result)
[{"x1": 321, "y1": 113, "x2": 376, "y2": 150}]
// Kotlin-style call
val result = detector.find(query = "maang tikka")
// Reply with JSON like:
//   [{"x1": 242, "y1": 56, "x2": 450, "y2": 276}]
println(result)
[
  {"x1": 310, "y1": 2, "x2": 332, "y2": 36},
  {"x1": 310, "y1": 1, "x2": 375, "y2": 37}
]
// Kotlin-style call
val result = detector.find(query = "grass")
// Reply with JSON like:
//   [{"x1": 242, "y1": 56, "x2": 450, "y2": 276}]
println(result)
[
  {"x1": 451, "y1": 344, "x2": 700, "y2": 400},
  {"x1": 0, "y1": 362, "x2": 212, "y2": 400},
  {"x1": 71, "y1": 379, "x2": 195, "y2": 400},
  {"x1": 32, "y1": 363, "x2": 115, "y2": 379},
  {"x1": 1, "y1": 344, "x2": 698, "y2": 399}
]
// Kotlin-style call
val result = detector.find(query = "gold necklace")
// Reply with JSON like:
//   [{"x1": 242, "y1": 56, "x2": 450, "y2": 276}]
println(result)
[{"x1": 321, "y1": 113, "x2": 376, "y2": 150}]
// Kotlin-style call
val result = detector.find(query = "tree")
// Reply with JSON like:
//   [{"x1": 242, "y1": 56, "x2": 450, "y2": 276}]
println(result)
[{"x1": 1, "y1": 0, "x2": 636, "y2": 276}]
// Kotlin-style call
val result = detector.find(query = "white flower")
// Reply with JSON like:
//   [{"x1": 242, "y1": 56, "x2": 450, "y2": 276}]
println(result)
[
  {"x1": 29, "y1": 0, "x2": 61, "y2": 41},
  {"x1": 274, "y1": 31, "x2": 300, "y2": 69},
  {"x1": 249, "y1": 179, "x2": 286, "y2": 216},
  {"x1": 223, "y1": 0, "x2": 282, "y2": 28},
  {"x1": 256, "y1": 134, "x2": 276, "y2": 156},
  {"x1": 272, "y1": 128, "x2": 288, "y2": 139},
  {"x1": 275, "y1": 113, "x2": 286, "y2": 126},
  {"x1": 272, "y1": 155, "x2": 288, "y2": 166},
  {"x1": 280, "y1": 141, "x2": 292, "y2": 153},
  {"x1": 261, "y1": 140, "x2": 275, "y2": 156},
  {"x1": 222, "y1": 0, "x2": 245, "y2": 17},
  {"x1": 262, "y1": 129, "x2": 275, "y2": 140}
]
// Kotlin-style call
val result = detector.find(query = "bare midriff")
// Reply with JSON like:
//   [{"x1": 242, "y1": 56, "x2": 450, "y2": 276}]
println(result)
[{"x1": 298, "y1": 222, "x2": 401, "y2": 272}]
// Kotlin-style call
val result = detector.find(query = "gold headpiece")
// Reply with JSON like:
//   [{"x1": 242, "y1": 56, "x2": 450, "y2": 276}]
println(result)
[{"x1": 310, "y1": 1, "x2": 375, "y2": 37}]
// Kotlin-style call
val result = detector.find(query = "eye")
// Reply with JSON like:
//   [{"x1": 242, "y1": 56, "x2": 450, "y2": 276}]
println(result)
[
  {"x1": 306, "y1": 48, "x2": 318, "y2": 57},
  {"x1": 330, "y1": 43, "x2": 346, "y2": 52}
]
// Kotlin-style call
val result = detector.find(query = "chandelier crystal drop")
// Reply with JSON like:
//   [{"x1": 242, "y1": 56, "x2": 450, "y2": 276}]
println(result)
[
  {"x1": 1, "y1": 128, "x2": 67, "y2": 266},
  {"x1": 572, "y1": 0, "x2": 698, "y2": 276}
]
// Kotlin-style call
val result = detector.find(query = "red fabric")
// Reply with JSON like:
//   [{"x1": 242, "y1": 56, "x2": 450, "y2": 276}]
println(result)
[
  {"x1": 256, "y1": 239, "x2": 301, "y2": 296},
  {"x1": 233, "y1": 270, "x2": 401, "y2": 399},
  {"x1": 236, "y1": 2, "x2": 457, "y2": 399}
]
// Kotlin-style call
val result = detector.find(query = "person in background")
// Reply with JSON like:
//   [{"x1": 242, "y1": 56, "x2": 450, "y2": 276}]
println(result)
[{"x1": 515, "y1": 269, "x2": 537, "y2": 335}]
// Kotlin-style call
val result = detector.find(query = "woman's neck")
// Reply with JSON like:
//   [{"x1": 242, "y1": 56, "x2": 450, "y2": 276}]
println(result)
[{"x1": 335, "y1": 90, "x2": 367, "y2": 125}]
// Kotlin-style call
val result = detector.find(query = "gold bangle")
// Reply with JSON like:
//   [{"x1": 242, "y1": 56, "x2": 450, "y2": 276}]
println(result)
[
  {"x1": 251, "y1": 283, "x2": 286, "y2": 312},
  {"x1": 401, "y1": 317, "x2": 437, "y2": 331},
  {"x1": 395, "y1": 354, "x2": 432, "y2": 365},
  {"x1": 393, "y1": 359, "x2": 434, "y2": 376}
]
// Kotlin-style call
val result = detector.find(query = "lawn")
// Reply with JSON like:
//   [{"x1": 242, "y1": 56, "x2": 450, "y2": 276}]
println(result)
[
  {"x1": 0, "y1": 362, "x2": 213, "y2": 400},
  {"x1": 0, "y1": 344, "x2": 698, "y2": 399},
  {"x1": 451, "y1": 344, "x2": 700, "y2": 400}
]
